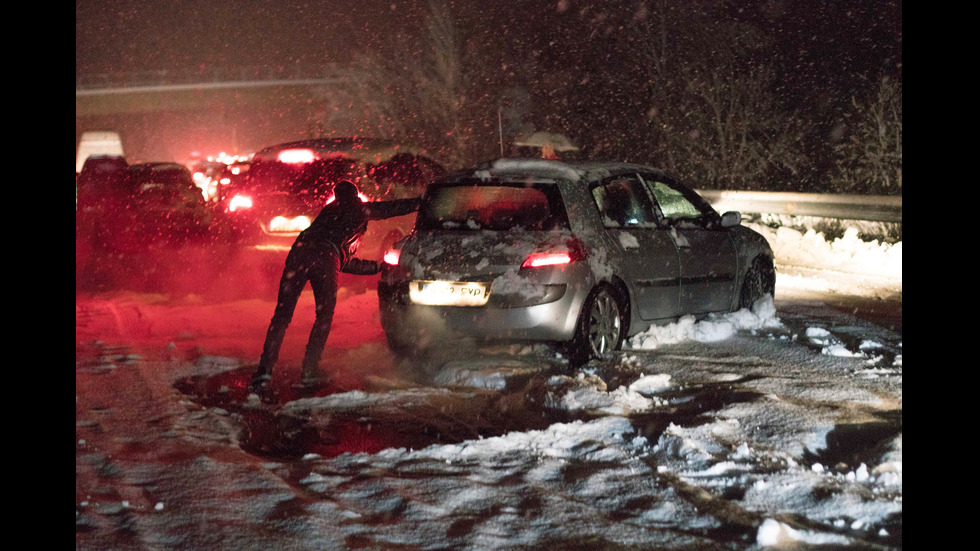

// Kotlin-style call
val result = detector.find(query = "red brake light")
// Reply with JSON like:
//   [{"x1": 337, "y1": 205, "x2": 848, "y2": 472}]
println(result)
[
  {"x1": 382, "y1": 248, "x2": 401, "y2": 266},
  {"x1": 325, "y1": 192, "x2": 371, "y2": 204},
  {"x1": 277, "y1": 148, "x2": 316, "y2": 164},
  {"x1": 522, "y1": 252, "x2": 573, "y2": 268},
  {"x1": 521, "y1": 238, "x2": 587, "y2": 269}
]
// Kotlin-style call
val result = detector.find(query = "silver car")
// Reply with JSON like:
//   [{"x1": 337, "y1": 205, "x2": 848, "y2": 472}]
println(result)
[{"x1": 378, "y1": 159, "x2": 775, "y2": 363}]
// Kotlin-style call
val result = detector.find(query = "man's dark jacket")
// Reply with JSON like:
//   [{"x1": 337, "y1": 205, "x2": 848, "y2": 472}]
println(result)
[{"x1": 293, "y1": 196, "x2": 419, "y2": 273}]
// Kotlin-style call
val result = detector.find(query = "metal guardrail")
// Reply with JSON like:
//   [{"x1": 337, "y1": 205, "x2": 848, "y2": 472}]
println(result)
[
  {"x1": 75, "y1": 78, "x2": 344, "y2": 97},
  {"x1": 697, "y1": 190, "x2": 902, "y2": 223},
  {"x1": 76, "y1": 64, "x2": 346, "y2": 92}
]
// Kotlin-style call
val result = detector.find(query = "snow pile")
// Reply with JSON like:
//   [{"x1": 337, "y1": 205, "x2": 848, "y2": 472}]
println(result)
[
  {"x1": 626, "y1": 372, "x2": 672, "y2": 393},
  {"x1": 806, "y1": 327, "x2": 865, "y2": 358},
  {"x1": 749, "y1": 224, "x2": 902, "y2": 281},
  {"x1": 757, "y1": 518, "x2": 853, "y2": 547},
  {"x1": 629, "y1": 295, "x2": 782, "y2": 350},
  {"x1": 545, "y1": 372, "x2": 671, "y2": 415},
  {"x1": 382, "y1": 415, "x2": 645, "y2": 464}
]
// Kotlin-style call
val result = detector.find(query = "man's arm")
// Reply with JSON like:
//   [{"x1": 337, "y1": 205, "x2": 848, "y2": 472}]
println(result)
[
  {"x1": 363, "y1": 198, "x2": 420, "y2": 220},
  {"x1": 342, "y1": 258, "x2": 381, "y2": 275}
]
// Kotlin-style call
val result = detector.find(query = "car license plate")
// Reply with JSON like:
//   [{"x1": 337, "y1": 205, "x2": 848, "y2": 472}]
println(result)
[{"x1": 410, "y1": 280, "x2": 491, "y2": 306}]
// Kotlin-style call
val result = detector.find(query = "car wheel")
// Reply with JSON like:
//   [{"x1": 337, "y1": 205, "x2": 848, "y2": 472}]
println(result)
[
  {"x1": 739, "y1": 255, "x2": 776, "y2": 310},
  {"x1": 568, "y1": 285, "x2": 625, "y2": 365}
]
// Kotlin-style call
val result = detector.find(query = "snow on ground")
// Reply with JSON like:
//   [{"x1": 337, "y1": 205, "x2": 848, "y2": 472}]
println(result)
[
  {"x1": 76, "y1": 223, "x2": 902, "y2": 549},
  {"x1": 749, "y1": 220, "x2": 902, "y2": 300}
]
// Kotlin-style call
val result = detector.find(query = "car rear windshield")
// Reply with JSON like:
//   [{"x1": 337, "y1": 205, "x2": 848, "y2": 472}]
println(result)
[
  {"x1": 132, "y1": 169, "x2": 193, "y2": 188},
  {"x1": 246, "y1": 158, "x2": 363, "y2": 195},
  {"x1": 417, "y1": 182, "x2": 569, "y2": 231},
  {"x1": 243, "y1": 154, "x2": 441, "y2": 197}
]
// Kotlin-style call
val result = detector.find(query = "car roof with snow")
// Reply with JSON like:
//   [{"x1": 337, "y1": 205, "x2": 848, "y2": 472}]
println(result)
[
  {"x1": 252, "y1": 138, "x2": 427, "y2": 165},
  {"x1": 437, "y1": 158, "x2": 673, "y2": 185}
]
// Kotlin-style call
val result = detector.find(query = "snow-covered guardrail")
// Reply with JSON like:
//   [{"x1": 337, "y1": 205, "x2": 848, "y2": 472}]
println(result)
[{"x1": 697, "y1": 190, "x2": 902, "y2": 223}]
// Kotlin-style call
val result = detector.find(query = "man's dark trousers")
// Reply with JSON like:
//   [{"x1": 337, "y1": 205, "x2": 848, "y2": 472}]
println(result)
[{"x1": 255, "y1": 242, "x2": 342, "y2": 379}]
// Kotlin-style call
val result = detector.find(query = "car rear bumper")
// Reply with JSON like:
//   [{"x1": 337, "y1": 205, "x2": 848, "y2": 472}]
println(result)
[
  {"x1": 251, "y1": 233, "x2": 297, "y2": 252},
  {"x1": 378, "y1": 278, "x2": 590, "y2": 347}
]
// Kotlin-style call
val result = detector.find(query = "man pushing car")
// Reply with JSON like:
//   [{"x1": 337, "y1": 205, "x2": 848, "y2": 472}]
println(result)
[{"x1": 250, "y1": 180, "x2": 419, "y2": 395}]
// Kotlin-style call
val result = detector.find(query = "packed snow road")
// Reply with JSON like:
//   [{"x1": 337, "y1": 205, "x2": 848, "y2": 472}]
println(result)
[{"x1": 75, "y1": 225, "x2": 901, "y2": 550}]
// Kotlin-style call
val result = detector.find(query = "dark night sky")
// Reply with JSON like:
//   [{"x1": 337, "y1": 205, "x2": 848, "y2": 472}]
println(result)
[
  {"x1": 75, "y1": 0, "x2": 902, "y2": 112},
  {"x1": 77, "y1": 1, "x2": 901, "y2": 85},
  {"x1": 76, "y1": 0, "x2": 430, "y2": 76},
  {"x1": 77, "y1": 0, "x2": 900, "y2": 177}
]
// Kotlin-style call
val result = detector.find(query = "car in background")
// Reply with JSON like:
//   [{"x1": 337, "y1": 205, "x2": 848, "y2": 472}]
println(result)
[
  {"x1": 77, "y1": 154, "x2": 129, "y2": 205},
  {"x1": 77, "y1": 155, "x2": 130, "y2": 249},
  {"x1": 77, "y1": 160, "x2": 214, "y2": 252},
  {"x1": 190, "y1": 156, "x2": 253, "y2": 203},
  {"x1": 217, "y1": 159, "x2": 252, "y2": 198},
  {"x1": 216, "y1": 138, "x2": 445, "y2": 262},
  {"x1": 190, "y1": 159, "x2": 229, "y2": 202},
  {"x1": 378, "y1": 159, "x2": 775, "y2": 364},
  {"x1": 76, "y1": 131, "x2": 124, "y2": 173},
  {"x1": 124, "y1": 162, "x2": 213, "y2": 246}
]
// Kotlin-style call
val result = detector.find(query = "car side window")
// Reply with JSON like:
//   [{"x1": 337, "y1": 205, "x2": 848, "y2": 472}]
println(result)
[
  {"x1": 591, "y1": 175, "x2": 658, "y2": 228},
  {"x1": 643, "y1": 177, "x2": 707, "y2": 226}
]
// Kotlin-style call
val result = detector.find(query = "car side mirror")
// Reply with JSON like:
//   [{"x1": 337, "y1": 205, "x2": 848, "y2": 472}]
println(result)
[{"x1": 720, "y1": 211, "x2": 741, "y2": 228}]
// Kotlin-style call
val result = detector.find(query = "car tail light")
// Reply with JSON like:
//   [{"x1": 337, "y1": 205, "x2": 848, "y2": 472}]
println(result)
[
  {"x1": 521, "y1": 238, "x2": 587, "y2": 269},
  {"x1": 522, "y1": 252, "x2": 573, "y2": 268},
  {"x1": 269, "y1": 216, "x2": 312, "y2": 233},
  {"x1": 277, "y1": 148, "x2": 316, "y2": 164},
  {"x1": 227, "y1": 194, "x2": 253, "y2": 211},
  {"x1": 325, "y1": 192, "x2": 371, "y2": 204},
  {"x1": 382, "y1": 247, "x2": 401, "y2": 266}
]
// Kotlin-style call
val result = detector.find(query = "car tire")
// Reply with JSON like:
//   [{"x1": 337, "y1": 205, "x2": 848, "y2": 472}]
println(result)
[
  {"x1": 739, "y1": 255, "x2": 776, "y2": 310},
  {"x1": 568, "y1": 284, "x2": 625, "y2": 365}
]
